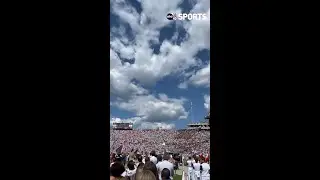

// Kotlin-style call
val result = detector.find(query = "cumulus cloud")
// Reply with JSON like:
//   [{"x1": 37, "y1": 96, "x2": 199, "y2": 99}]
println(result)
[
  {"x1": 178, "y1": 81, "x2": 188, "y2": 89},
  {"x1": 110, "y1": 117, "x2": 142, "y2": 124},
  {"x1": 112, "y1": 94, "x2": 188, "y2": 123},
  {"x1": 139, "y1": 122, "x2": 175, "y2": 129},
  {"x1": 189, "y1": 63, "x2": 210, "y2": 87},
  {"x1": 110, "y1": 68, "x2": 148, "y2": 99},
  {"x1": 178, "y1": 63, "x2": 210, "y2": 89},
  {"x1": 110, "y1": 0, "x2": 210, "y2": 128},
  {"x1": 110, "y1": 0, "x2": 210, "y2": 88}
]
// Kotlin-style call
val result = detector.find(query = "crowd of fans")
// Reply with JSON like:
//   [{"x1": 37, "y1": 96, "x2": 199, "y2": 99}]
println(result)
[
  {"x1": 110, "y1": 150, "x2": 210, "y2": 180},
  {"x1": 110, "y1": 130, "x2": 210, "y2": 157}
]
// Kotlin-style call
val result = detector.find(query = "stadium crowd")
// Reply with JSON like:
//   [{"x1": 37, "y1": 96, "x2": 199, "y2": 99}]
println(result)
[
  {"x1": 110, "y1": 129, "x2": 210, "y2": 180},
  {"x1": 110, "y1": 130, "x2": 210, "y2": 157},
  {"x1": 110, "y1": 150, "x2": 210, "y2": 180}
]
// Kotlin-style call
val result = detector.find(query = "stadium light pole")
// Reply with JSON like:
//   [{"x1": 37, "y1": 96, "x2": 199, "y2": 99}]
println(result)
[{"x1": 190, "y1": 101, "x2": 193, "y2": 124}]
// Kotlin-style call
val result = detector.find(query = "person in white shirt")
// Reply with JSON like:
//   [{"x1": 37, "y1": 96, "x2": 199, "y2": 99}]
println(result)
[
  {"x1": 150, "y1": 150, "x2": 158, "y2": 165},
  {"x1": 192, "y1": 158, "x2": 201, "y2": 180},
  {"x1": 156, "y1": 155, "x2": 163, "y2": 167},
  {"x1": 186, "y1": 157, "x2": 194, "y2": 180},
  {"x1": 200, "y1": 158, "x2": 210, "y2": 180},
  {"x1": 192, "y1": 155, "x2": 196, "y2": 164},
  {"x1": 157, "y1": 153, "x2": 174, "y2": 180}
]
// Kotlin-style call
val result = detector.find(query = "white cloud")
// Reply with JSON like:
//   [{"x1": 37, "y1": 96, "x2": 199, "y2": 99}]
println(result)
[
  {"x1": 140, "y1": 122, "x2": 175, "y2": 129},
  {"x1": 110, "y1": 39, "x2": 135, "y2": 60},
  {"x1": 178, "y1": 82, "x2": 188, "y2": 89},
  {"x1": 112, "y1": 94, "x2": 188, "y2": 123},
  {"x1": 204, "y1": 94, "x2": 210, "y2": 111},
  {"x1": 158, "y1": 93, "x2": 169, "y2": 101},
  {"x1": 178, "y1": 63, "x2": 210, "y2": 89},
  {"x1": 110, "y1": 117, "x2": 141, "y2": 124},
  {"x1": 110, "y1": 68, "x2": 148, "y2": 99},
  {"x1": 110, "y1": 0, "x2": 210, "y2": 88},
  {"x1": 110, "y1": 0, "x2": 210, "y2": 128},
  {"x1": 110, "y1": 49, "x2": 122, "y2": 69},
  {"x1": 189, "y1": 63, "x2": 210, "y2": 87}
]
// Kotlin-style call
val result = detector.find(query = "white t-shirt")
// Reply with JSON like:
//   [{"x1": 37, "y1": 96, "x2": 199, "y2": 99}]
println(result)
[
  {"x1": 156, "y1": 160, "x2": 162, "y2": 172},
  {"x1": 193, "y1": 162, "x2": 201, "y2": 171},
  {"x1": 187, "y1": 160, "x2": 193, "y2": 167},
  {"x1": 201, "y1": 163, "x2": 210, "y2": 177},
  {"x1": 193, "y1": 162, "x2": 201, "y2": 178},
  {"x1": 150, "y1": 156, "x2": 158, "y2": 165},
  {"x1": 157, "y1": 160, "x2": 174, "y2": 180}
]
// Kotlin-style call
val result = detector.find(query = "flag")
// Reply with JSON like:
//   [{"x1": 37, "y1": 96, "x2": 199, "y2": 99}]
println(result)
[{"x1": 116, "y1": 145, "x2": 123, "y2": 154}]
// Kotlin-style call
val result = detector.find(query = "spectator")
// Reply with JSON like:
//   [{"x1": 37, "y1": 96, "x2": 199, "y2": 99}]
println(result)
[
  {"x1": 161, "y1": 168, "x2": 171, "y2": 180},
  {"x1": 156, "y1": 155, "x2": 162, "y2": 165},
  {"x1": 145, "y1": 156, "x2": 150, "y2": 163},
  {"x1": 137, "y1": 155, "x2": 143, "y2": 166},
  {"x1": 135, "y1": 170, "x2": 157, "y2": 180},
  {"x1": 110, "y1": 129, "x2": 210, "y2": 180},
  {"x1": 137, "y1": 163, "x2": 144, "y2": 168},
  {"x1": 150, "y1": 150, "x2": 157, "y2": 165},
  {"x1": 124, "y1": 160, "x2": 137, "y2": 180},
  {"x1": 200, "y1": 158, "x2": 210, "y2": 180},
  {"x1": 156, "y1": 153, "x2": 174, "y2": 180},
  {"x1": 110, "y1": 162, "x2": 126, "y2": 180},
  {"x1": 110, "y1": 130, "x2": 210, "y2": 157},
  {"x1": 186, "y1": 157, "x2": 194, "y2": 180},
  {"x1": 192, "y1": 158, "x2": 201, "y2": 180},
  {"x1": 111, "y1": 157, "x2": 116, "y2": 167},
  {"x1": 143, "y1": 161, "x2": 159, "y2": 180}
]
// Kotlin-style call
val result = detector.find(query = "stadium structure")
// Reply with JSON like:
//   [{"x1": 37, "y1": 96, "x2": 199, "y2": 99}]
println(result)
[
  {"x1": 112, "y1": 122, "x2": 133, "y2": 130},
  {"x1": 111, "y1": 112, "x2": 210, "y2": 130},
  {"x1": 186, "y1": 112, "x2": 210, "y2": 130}
]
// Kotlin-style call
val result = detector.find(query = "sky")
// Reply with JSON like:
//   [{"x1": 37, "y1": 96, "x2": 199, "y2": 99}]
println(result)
[{"x1": 110, "y1": 0, "x2": 210, "y2": 129}]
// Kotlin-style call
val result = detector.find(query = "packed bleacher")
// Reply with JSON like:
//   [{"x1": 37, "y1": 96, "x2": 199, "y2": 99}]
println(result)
[
  {"x1": 110, "y1": 128, "x2": 210, "y2": 180},
  {"x1": 110, "y1": 130, "x2": 210, "y2": 157}
]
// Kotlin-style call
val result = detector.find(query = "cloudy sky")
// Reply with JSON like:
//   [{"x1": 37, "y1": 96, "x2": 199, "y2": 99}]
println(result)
[{"x1": 110, "y1": 0, "x2": 210, "y2": 129}]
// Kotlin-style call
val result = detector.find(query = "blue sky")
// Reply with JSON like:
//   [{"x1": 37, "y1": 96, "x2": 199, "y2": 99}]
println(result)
[{"x1": 110, "y1": 0, "x2": 210, "y2": 129}]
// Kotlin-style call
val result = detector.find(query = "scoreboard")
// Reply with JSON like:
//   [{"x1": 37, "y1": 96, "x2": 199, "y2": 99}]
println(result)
[{"x1": 112, "y1": 123, "x2": 133, "y2": 130}]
